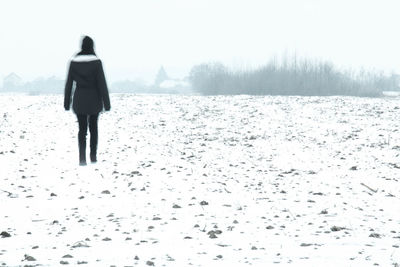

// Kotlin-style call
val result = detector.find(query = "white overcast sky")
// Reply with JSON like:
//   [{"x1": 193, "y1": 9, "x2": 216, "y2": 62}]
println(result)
[{"x1": 0, "y1": 0, "x2": 400, "y2": 83}]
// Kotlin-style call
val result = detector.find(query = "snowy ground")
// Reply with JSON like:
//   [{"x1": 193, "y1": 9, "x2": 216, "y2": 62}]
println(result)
[{"x1": 0, "y1": 93, "x2": 400, "y2": 266}]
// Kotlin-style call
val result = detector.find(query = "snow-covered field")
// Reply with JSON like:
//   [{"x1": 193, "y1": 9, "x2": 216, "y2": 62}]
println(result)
[{"x1": 0, "y1": 93, "x2": 400, "y2": 266}]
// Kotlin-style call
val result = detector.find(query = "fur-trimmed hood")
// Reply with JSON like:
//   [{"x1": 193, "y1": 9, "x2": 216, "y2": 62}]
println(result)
[{"x1": 72, "y1": 55, "x2": 100, "y2": 62}]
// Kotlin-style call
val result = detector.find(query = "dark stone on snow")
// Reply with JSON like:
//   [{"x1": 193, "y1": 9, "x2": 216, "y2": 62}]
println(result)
[{"x1": 0, "y1": 231, "x2": 11, "y2": 238}]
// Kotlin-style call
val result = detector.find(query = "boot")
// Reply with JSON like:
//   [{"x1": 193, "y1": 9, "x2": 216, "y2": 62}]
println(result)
[
  {"x1": 90, "y1": 151, "x2": 97, "y2": 163},
  {"x1": 90, "y1": 141, "x2": 97, "y2": 163},
  {"x1": 79, "y1": 146, "x2": 87, "y2": 166}
]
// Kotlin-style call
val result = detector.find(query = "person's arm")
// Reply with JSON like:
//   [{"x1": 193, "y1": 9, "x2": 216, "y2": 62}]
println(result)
[
  {"x1": 97, "y1": 61, "x2": 111, "y2": 111},
  {"x1": 64, "y1": 62, "x2": 73, "y2": 110}
]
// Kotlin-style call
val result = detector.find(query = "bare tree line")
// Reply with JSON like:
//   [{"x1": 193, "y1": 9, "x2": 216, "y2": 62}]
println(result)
[{"x1": 189, "y1": 57, "x2": 399, "y2": 96}]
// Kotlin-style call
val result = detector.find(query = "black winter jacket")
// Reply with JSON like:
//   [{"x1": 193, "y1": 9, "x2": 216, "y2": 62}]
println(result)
[{"x1": 64, "y1": 55, "x2": 111, "y2": 114}]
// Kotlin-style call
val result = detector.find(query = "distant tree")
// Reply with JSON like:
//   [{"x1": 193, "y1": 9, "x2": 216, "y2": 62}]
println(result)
[
  {"x1": 189, "y1": 63, "x2": 228, "y2": 95},
  {"x1": 374, "y1": 73, "x2": 400, "y2": 91},
  {"x1": 154, "y1": 66, "x2": 168, "y2": 86},
  {"x1": 24, "y1": 76, "x2": 64, "y2": 94}
]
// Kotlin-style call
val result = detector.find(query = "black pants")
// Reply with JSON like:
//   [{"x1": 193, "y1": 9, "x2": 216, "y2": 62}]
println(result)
[{"x1": 77, "y1": 113, "x2": 99, "y2": 162}]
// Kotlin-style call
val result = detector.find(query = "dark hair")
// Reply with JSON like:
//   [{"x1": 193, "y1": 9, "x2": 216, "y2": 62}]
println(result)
[{"x1": 77, "y1": 36, "x2": 96, "y2": 56}]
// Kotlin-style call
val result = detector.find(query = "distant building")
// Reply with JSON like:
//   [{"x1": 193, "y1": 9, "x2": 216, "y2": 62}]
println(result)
[
  {"x1": 3, "y1": 73, "x2": 22, "y2": 90},
  {"x1": 159, "y1": 79, "x2": 192, "y2": 94},
  {"x1": 159, "y1": 79, "x2": 189, "y2": 89}
]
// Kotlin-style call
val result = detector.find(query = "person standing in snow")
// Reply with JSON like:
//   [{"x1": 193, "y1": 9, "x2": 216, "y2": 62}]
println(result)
[{"x1": 64, "y1": 36, "x2": 111, "y2": 166}]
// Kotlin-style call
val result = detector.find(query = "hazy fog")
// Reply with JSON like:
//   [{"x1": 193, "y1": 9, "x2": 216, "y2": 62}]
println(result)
[{"x1": 1, "y1": 0, "x2": 400, "y2": 83}]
